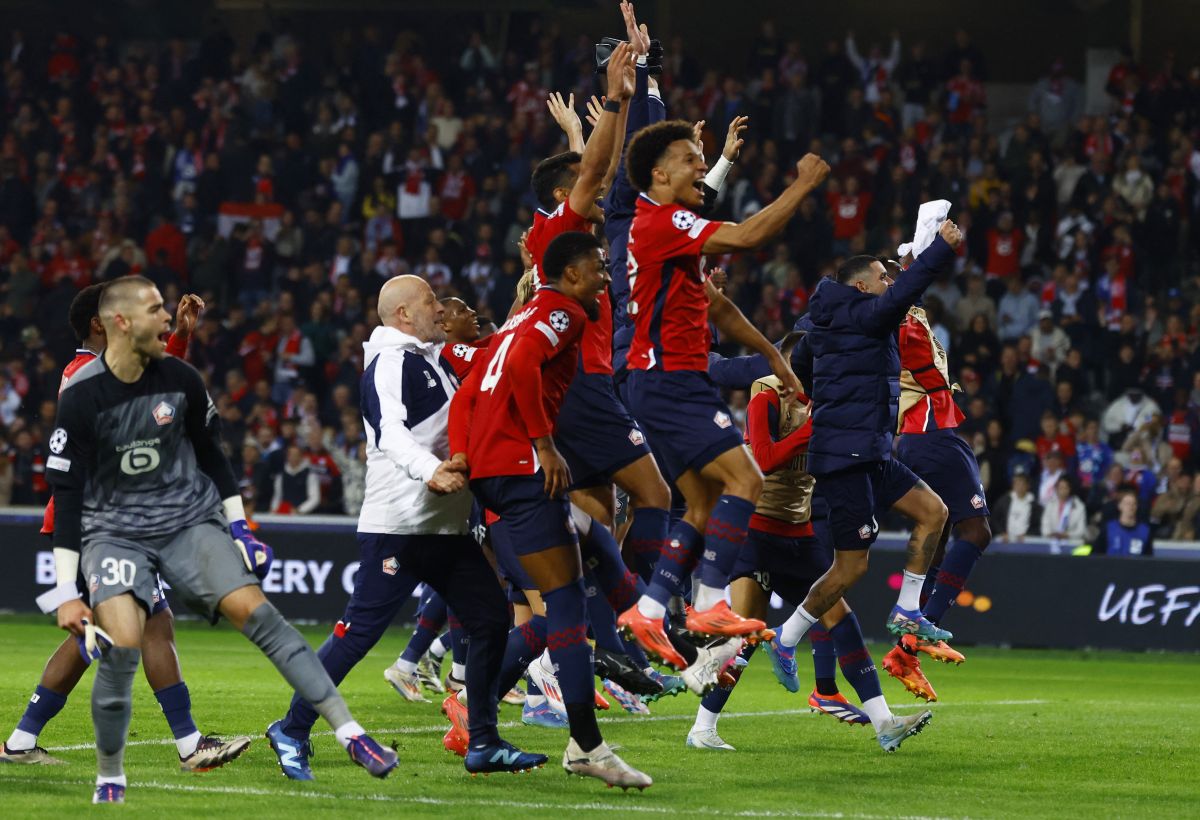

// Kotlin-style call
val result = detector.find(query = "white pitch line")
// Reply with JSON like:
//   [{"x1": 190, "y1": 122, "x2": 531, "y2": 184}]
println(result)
[
  {"x1": 42, "y1": 700, "x2": 1046, "y2": 753},
  {"x1": 0, "y1": 775, "x2": 963, "y2": 820}
]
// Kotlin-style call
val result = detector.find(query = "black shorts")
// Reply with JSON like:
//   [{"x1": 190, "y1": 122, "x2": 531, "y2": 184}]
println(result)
[
  {"x1": 555, "y1": 372, "x2": 651, "y2": 489},
  {"x1": 730, "y1": 528, "x2": 832, "y2": 606},
  {"x1": 815, "y1": 459, "x2": 920, "y2": 550},
  {"x1": 897, "y1": 428, "x2": 989, "y2": 523}
]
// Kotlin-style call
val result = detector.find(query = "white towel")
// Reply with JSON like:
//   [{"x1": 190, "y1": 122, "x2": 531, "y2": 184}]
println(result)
[{"x1": 897, "y1": 199, "x2": 951, "y2": 260}]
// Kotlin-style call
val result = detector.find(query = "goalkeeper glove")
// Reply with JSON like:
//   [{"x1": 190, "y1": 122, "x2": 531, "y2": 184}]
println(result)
[
  {"x1": 230, "y1": 520, "x2": 274, "y2": 580},
  {"x1": 77, "y1": 618, "x2": 113, "y2": 664}
]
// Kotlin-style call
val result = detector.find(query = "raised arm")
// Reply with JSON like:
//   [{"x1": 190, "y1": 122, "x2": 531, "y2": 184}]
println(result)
[
  {"x1": 856, "y1": 222, "x2": 962, "y2": 336},
  {"x1": 706, "y1": 279, "x2": 800, "y2": 398},
  {"x1": 702, "y1": 154, "x2": 829, "y2": 253},
  {"x1": 568, "y1": 42, "x2": 635, "y2": 218}
]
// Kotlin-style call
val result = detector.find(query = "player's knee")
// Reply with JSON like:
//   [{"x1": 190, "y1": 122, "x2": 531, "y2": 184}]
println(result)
[
  {"x1": 630, "y1": 475, "x2": 671, "y2": 510},
  {"x1": 922, "y1": 496, "x2": 949, "y2": 531},
  {"x1": 959, "y1": 516, "x2": 992, "y2": 551},
  {"x1": 833, "y1": 550, "x2": 869, "y2": 582},
  {"x1": 725, "y1": 469, "x2": 763, "y2": 504}
]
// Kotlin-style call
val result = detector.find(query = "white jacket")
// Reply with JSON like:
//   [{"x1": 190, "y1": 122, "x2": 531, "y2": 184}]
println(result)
[{"x1": 357, "y1": 325, "x2": 472, "y2": 535}]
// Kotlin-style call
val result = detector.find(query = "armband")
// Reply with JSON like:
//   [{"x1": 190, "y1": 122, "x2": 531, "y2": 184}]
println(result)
[{"x1": 603, "y1": 99, "x2": 622, "y2": 114}]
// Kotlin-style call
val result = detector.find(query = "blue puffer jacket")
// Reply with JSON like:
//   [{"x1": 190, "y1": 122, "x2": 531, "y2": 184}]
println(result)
[{"x1": 801, "y1": 235, "x2": 957, "y2": 475}]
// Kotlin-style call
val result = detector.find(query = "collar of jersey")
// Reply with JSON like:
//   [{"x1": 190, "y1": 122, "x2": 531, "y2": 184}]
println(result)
[{"x1": 366, "y1": 324, "x2": 443, "y2": 355}]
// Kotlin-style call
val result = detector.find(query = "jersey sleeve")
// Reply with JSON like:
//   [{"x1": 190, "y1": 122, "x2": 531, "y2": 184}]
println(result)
[
  {"x1": 45, "y1": 385, "x2": 96, "y2": 553},
  {"x1": 179, "y1": 359, "x2": 239, "y2": 500},
  {"x1": 745, "y1": 390, "x2": 812, "y2": 473},
  {"x1": 507, "y1": 300, "x2": 585, "y2": 439},
  {"x1": 165, "y1": 332, "x2": 188, "y2": 358},
  {"x1": 448, "y1": 363, "x2": 482, "y2": 458},
  {"x1": 371, "y1": 349, "x2": 444, "y2": 483},
  {"x1": 641, "y1": 207, "x2": 722, "y2": 260}
]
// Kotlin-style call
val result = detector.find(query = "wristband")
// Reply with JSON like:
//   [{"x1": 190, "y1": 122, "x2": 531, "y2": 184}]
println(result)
[
  {"x1": 603, "y1": 99, "x2": 622, "y2": 113},
  {"x1": 222, "y1": 495, "x2": 247, "y2": 524},
  {"x1": 704, "y1": 155, "x2": 733, "y2": 191}
]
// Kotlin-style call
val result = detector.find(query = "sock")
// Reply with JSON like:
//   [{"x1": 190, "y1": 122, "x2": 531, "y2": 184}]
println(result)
[
  {"x1": 625, "y1": 507, "x2": 669, "y2": 582},
  {"x1": 698, "y1": 641, "x2": 756, "y2": 717},
  {"x1": 861, "y1": 695, "x2": 893, "y2": 732},
  {"x1": 919, "y1": 564, "x2": 940, "y2": 609},
  {"x1": 334, "y1": 720, "x2": 367, "y2": 749},
  {"x1": 430, "y1": 632, "x2": 451, "y2": 659},
  {"x1": 692, "y1": 705, "x2": 720, "y2": 732},
  {"x1": 584, "y1": 573, "x2": 626, "y2": 654},
  {"x1": 399, "y1": 590, "x2": 448, "y2": 665},
  {"x1": 698, "y1": 496, "x2": 755, "y2": 600},
  {"x1": 641, "y1": 521, "x2": 703, "y2": 611},
  {"x1": 580, "y1": 521, "x2": 642, "y2": 613},
  {"x1": 693, "y1": 583, "x2": 725, "y2": 612},
  {"x1": 924, "y1": 540, "x2": 985, "y2": 624},
  {"x1": 96, "y1": 774, "x2": 127, "y2": 787},
  {"x1": 448, "y1": 611, "x2": 468, "y2": 667},
  {"x1": 525, "y1": 674, "x2": 545, "y2": 708},
  {"x1": 10, "y1": 685, "x2": 68, "y2": 749},
  {"x1": 394, "y1": 658, "x2": 418, "y2": 675},
  {"x1": 92, "y1": 646, "x2": 140, "y2": 780},
  {"x1": 809, "y1": 628, "x2": 837, "y2": 696},
  {"x1": 241, "y1": 602, "x2": 353, "y2": 732},
  {"x1": 620, "y1": 633, "x2": 651, "y2": 670},
  {"x1": 497, "y1": 615, "x2": 546, "y2": 696},
  {"x1": 451, "y1": 662, "x2": 466, "y2": 681},
  {"x1": 779, "y1": 605, "x2": 817, "y2": 648},
  {"x1": 153, "y1": 682, "x2": 201, "y2": 757},
  {"x1": 830, "y1": 613, "x2": 883, "y2": 705},
  {"x1": 543, "y1": 579, "x2": 600, "y2": 749},
  {"x1": 898, "y1": 570, "x2": 926, "y2": 611}
]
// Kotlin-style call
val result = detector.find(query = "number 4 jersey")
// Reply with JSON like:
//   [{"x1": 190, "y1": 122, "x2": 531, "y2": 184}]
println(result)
[
  {"x1": 45, "y1": 353, "x2": 231, "y2": 552},
  {"x1": 449, "y1": 287, "x2": 586, "y2": 480}
]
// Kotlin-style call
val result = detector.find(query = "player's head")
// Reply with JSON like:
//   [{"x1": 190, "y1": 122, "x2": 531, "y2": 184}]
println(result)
[
  {"x1": 531, "y1": 151, "x2": 582, "y2": 212},
  {"x1": 837, "y1": 255, "x2": 891, "y2": 296},
  {"x1": 542, "y1": 231, "x2": 609, "y2": 321},
  {"x1": 379, "y1": 274, "x2": 445, "y2": 343},
  {"x1": 68, "y1": 282, "x2": 108, "y2": 346},
  {"x1": 439, "y1": 296, "x2": 479, "y2": 343},
  {"x1": 626, "y1": 120, "x2": 705, "y2": 207},
  {"x1": 98, "y1": 276, "x2": 171, "y2": 360}
]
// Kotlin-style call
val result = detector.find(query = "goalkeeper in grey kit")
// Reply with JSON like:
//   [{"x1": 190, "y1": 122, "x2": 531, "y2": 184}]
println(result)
[{"x1": 44, "y1": 276, "x2": 398, "y2": 805}]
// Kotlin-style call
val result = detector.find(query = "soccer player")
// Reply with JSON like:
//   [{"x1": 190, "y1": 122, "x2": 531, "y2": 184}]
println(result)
[
  {"x1": 45, "y1": 276, "x2": 395, "y2": 803},
  {"x1": 449, "y1": 231, "x2": 650, "y2": 789},
  {"x1": 885, "y1": 257, "x2": 988, "y2": 701},
  {"x1": 615, "y1": 119, "x2": 829, "y2": 663},
  {"x1": 769, "y1": 223, "x2": 962, "y2": 667},
  {"x1": 2, "y1": 288, "x2": 251, "y2": 771},
  {"x1": 268, "y1": 275, "x2": 540, "y2": 779},
  {"x1": 686, "y1": 370, "x2": 932, "y2": 753}
]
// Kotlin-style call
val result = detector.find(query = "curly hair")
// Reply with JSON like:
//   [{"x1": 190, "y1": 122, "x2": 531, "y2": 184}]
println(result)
[
  {"x1": 624, "y1": 120, "x2": 694, "y2": 193},
  {"x1": 68, "y1": 283, "x2": 107, "y2": 343}
]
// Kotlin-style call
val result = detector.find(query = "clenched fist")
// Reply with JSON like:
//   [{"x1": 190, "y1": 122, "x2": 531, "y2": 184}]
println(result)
[
  {"x1": 794, "y1": 154, "x2": 830, "y2": 189},
  {"x1": 938, "y1": 220, "x2": 963, "y2": 249}
]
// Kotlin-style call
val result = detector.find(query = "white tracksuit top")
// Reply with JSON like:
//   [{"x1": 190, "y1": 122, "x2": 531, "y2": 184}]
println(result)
[{"x1": 356, "y1": 325, "x2": 472, "y2": 535}]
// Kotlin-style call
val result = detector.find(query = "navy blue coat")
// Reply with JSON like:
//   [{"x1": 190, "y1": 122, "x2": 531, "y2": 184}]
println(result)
[{"x1": 800, "y1": 235, "x2": 958, "y2": 475}]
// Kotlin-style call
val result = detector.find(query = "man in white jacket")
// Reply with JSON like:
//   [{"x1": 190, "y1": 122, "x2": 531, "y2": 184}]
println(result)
[{"x1": 266, "y1": 275, "x2": 545, "y2": 780}]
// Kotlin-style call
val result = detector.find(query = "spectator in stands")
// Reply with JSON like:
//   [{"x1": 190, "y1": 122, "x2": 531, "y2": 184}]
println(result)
[
  {"x1": 1104, "y1": 386, "x2": 1163, "y2": 448},
  {"x1": 1041, "y1": 475, "x2": 1087, "y2": 551},
  {"x1": 997, "y1": 275, "x2": 1039, "y2": 341},
  {"x1": 1028, "y1": 59, "x2": 1081, "y2": 145},
  {"x1": 993, "y1": 469, "x2": 1040, "y2": 543},
  {"x1": 271, "y1": 442, "x2": 320, "y2": 515},
  {"x1": 1094, "y1": 490, "x2": 1153, "y2": 556}
]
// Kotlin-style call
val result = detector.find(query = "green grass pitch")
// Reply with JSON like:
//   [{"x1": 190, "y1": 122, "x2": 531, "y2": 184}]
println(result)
[{"x1": 0, "y1": 616, "x2": 1196, "y2": 818}]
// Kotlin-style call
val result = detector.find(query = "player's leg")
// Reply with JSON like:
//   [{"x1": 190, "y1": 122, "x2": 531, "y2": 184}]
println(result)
[
  {"x1": 924, "y1": 513, "x2": 992, "y2": 632},
  {"x1": 445, "y1": 609, "x2": 470, "y2": 692},
  {"x1": 388, "y1": 587, "x2": 447, "y2": 698},
  {"x1": 141, "y1": 599, "x2": 251, "y2": 771},
  {"x1": 886, "y1": 480, "x2": 951, "y2": 640},
  {"x1": 90, "y1": 593, "x2": 147, "y2": 804},
  {"x1": 611, "y1": 453, "x2": 672, "y2": 583},
  {"x1": 2, "y1": 637, "x2": 85, "y2": 763}
]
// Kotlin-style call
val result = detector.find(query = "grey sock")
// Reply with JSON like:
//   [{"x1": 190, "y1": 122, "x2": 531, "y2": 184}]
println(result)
[
  {"x1": 241, "y1": 602, "x2": 353, "y2": 730},
  {"x1": 92, "y1": 646, "x2": 140, "y2": 779}
]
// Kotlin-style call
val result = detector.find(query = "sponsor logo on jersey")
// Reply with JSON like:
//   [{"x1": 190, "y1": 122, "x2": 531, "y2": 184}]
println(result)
[
  {"x1": 49, "y1": 428, "x2": 68, "y2": 454},
  {"x1": 549, "y1": 309, "x2": 571, "y2": 332},
  {"x1": 713, "y1": 411, "x2": 732, "y2": 429},
  {"x1": 971, "y1": 494, "x2": 985, "y2": 510},
  {"x1": 152, "y1": 401, "x2": 176, "y2": 426},
  {"x1": 47, "y1": 455, "x2": 71, "y2": 472},
  {"x1": 628, "y1": 429, "x2": 645, "y2": 446},
  {"x1": 382, "y1": 556, "x2": 399, "y2": 576},
  {"x1": 671, "y1": 209, "x2": 697, "y2": 231}
]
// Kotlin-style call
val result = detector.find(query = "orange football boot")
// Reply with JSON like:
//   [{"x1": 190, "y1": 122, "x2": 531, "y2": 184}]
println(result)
[
  {"x1": 684, "y1": 601, "x2": 767, "y2": 638},
  {"x1": 594, "y1": 689, "x2": 611, "y2": 710},
  {"x1": 617, "y1": 605, "x2": 688, "y2": 669},
  {"x1": 882, "y1": 637, "x2": 938, "y2": 702},
  {"x1": 441, "y1": 693, "x2": 469, "y2": 756},
  {"x1": 913, "y1": 637, "x2": 966, "y2": 665}
]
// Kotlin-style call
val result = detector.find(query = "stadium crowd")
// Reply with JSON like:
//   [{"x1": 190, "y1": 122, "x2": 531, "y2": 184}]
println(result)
[{"x1": 0, "y1": 19, "x2": 1198, "y2": 549}]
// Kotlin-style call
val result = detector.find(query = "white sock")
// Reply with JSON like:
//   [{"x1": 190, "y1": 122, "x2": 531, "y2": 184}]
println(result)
[
  {"x1": 334, "y1": 720, "x2": 367, "y2": 749},
  {"x1": 861, "y1": 695, "x2": 893, "y2": 732},
  {"x1": 96, "y1": 774, "x2": 127, "y2": 787},
  {"x1": 779, "y1": 606, "x2": 817, "y2": 648},
  {"x1": 451, "y1": 662, "x2": 466, "y2": 681},
  {"x1": 898, "y1": 570, "x2": 926, "y2": 611},
  {"x1": 175, "y1": 730, "x2": 202, "y2": 758},
  {"x1": 456, "y1": 689, "x2": 468, "y2": 706},
  {"x1": 394, "y1": 658, "x2": 418, "y2": 675},
  {"x1": 430, "y1": 636, "x2": 449, "y2": 659},
  {"x1": 636, "y1": 594, "x2": 666, "y2": 619},
  {"x1": 693, "y1": 584, "x2": 725, "y2": 612},
  {"x1": 7, "y1": 728, "x2": 37, "y2": 751},
  {"x1": 692, "y1": 705, "x2": 719, "y2": 732}
]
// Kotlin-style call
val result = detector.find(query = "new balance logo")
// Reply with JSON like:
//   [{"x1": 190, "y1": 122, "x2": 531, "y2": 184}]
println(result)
[
  {"x1": 278, "y1": 745, "x2": 304, "y2": 770},
  {"x1": 488, "y1": 748, "x2": 524, "y2": 765}
]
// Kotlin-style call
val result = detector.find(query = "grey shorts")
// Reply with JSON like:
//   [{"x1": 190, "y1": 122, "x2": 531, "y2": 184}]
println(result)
[{"x1": 81, "y1": 515, "x2": 257, "y2": 623}]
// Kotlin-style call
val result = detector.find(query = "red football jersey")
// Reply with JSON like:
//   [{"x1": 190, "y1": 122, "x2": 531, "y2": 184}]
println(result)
[
  {"x1": 626, "y1": 195, "x2": 722, "y2": 372},
  {"x1": 898, "y1": 311, "x2": 965, "y2": 434},
  {"x1": 525, "y1": 201, "x2": 613, "y2": 375},
  {"x1": 449, "y1": 288, "x2": 586, "y2": 479},
  {"x1": 443, "y1": 336, "x2": 494, "y2": 381}
]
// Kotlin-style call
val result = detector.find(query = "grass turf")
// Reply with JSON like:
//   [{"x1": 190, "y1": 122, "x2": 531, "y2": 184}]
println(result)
[{"x1": 0, "y1": 616, "x2": 1196, "y2": 818}]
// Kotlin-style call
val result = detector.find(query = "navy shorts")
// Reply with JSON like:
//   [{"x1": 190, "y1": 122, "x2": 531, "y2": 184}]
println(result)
[
  {"x1": 486, "y1": 517, "x2": 536, "y2": 592},
  {"x1": 815, "y1": 459, "x2": 920, "y2": 550},
  {"x1": 730, "y1": 528, "x2": 832, "y2": 605},
  {"x1": 555, "y1": 372, "x2": 651, "y2": 489},
  {"x1": 472, "y1": 472, "x2": 577, "y2": 579},
  {"x1": 624, "y1": 369, "x2": 744, "y2": 482},
  {"x1": 896, "y1": 428, "x2": 989, "y2": 524}
]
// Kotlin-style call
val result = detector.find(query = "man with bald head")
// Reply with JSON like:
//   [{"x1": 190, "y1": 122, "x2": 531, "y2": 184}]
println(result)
[
  {"x1": 268, "y1": 275, "x2": 544, "y2": 779},
  {"x1": 45, "y1": 277, "x2": 397, "y2": 803}
]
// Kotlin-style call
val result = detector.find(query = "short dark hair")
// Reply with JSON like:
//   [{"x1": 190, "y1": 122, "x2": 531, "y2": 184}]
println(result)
[
  {"x1": 625, "y1": 120, "x2": 693, "y2": 192},
  {"x1": 68, "y1": 283, "x2": 107, "y2": 342},
  {"x1": 98, "y1": 275, "x2": 156, "y2": 318},
  {"x1": 836, "y1": 255, "x2": 880, "y2": 285},
  {"x1": 531, "y1": 151, "x2": 581, "y2": 211},
  {"x1": 542, "y1": 231, "x2": 602, "y2": 282}
]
